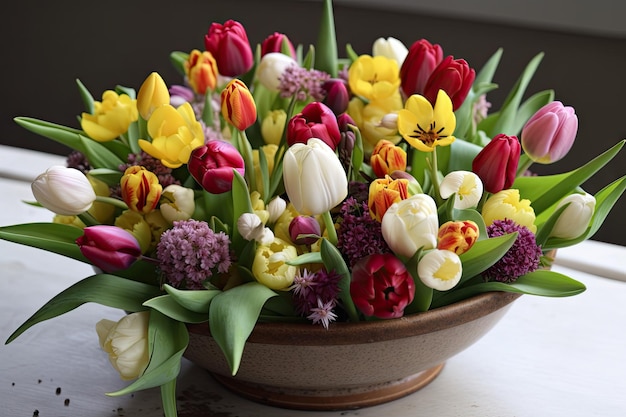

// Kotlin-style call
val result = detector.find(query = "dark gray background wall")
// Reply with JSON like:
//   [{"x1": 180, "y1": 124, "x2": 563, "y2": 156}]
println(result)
[{"x1": 3, "y1": 0, "x2": 625, "y2": 245}]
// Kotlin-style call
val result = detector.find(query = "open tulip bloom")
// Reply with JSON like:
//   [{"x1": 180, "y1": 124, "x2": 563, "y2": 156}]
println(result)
[{"x1": 2, "y1": 1, "x2": 625, "y2": 416}]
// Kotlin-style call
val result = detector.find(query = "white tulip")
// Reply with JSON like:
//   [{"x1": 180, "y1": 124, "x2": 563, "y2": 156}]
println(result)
[
  {"x1": 372, "y1": 37, "x2": 408, "y2": 66},
  {"x1": 96, "y1": 311, "x2": 150, "y2": 380},
  {"x1": 31, "y1": 165, "x2": 96, "y2": 215},
  {"x1": 381, "y1": 194, "x2": 439, "y2": 258},
  {"x1": 417, "y1": 249, "x2": 463, "y2": 291},
  {"x1": 159, "y1": 184, "x2": 195, "y2": 223},
  {"x1": 267, "y1": 196, "x2": 287, "y2": 224},
  {"x1": 550, "y1": 193, "x2": 596, "y2": 239},
  {"x1": 439, "y1": 170, "x2": 484, "y2": 209},
  {"x1": 256, "y1": 52, "x2": 298, "y2": 92},
  {"x1": 283, "y1": 138, "x2": 348, "y2": 216}
]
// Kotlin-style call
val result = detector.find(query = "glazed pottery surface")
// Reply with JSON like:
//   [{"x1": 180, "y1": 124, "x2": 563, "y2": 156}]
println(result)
[{"x1": 183, "y1": 291, "x2": 521, "y2": 410}]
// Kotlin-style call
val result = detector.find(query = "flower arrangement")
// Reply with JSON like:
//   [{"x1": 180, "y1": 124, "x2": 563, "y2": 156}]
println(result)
[{"x1": 2, "y1": 0, "x2": 625, "y2": 415}]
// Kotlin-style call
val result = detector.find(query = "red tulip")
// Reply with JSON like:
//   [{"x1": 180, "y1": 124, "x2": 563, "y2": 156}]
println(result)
[
  {"x1": 350, "y1": 253, "x2": 415, "y2": 319},
  {"x1": 287, "y1": 102, "x2": 341, "y2": 150},
  {"x1": 423, "y1": 56, "x2": 475, "y2": 111},
  {"x1": 76, "y1": 225, "x2": 142, "y2": 272},
  {"x1": 204, "y1": 20, "x2": 253, "y2": 77},
  {"x1": 261, "y1": 32, "x2": 296, "y2": 58},
  {"x1": 472, "y1": 133, "x2": 521, "y2": 194},
  {"x1": 289, "y1": 215, "x2": 321, "y2": 245},
  {"x1": 399, "y1": 39, "x2": 443, "y2": 98},
  {"x1": 321, "y1": 79, "x2": 350, "y2": 115},
  {"x1": 188, "y1": 140, "x2": 245, "y2": 194}
]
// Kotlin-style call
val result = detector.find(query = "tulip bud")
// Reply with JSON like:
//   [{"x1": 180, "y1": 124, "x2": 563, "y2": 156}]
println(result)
[
  {"x1": 372, "y1": 37, "x2": 408, "y2": 66},
  {"x1": 159, "y1": 184, "x2": 195, "y2": 223},
  {"x1": 368, "y1": 175, "x2": 410, "y2": 222},
  {"x1": 96, "y1": 311, "x2": 150, "y2": 380},
  {"x1": 439, "y1": 170, "x2": 483, "y2": 209},
  {"x1": 472, "y1": 134, "x2": 521, "y2": 194},
  {"x1": 238, "y1": 212, "x2": 270, "y2": 243},
  {"x1": 417, "y1": 249, "x2": 463, "y2": 291},
  {"x1": 31, "y1": 166, "x2": 97, "y2": 215},
  {"x1": 204, "y1": 19, "x2": 253, "y2": 77},
  {"x1": 121, "y1": 166, "x2": 162, "y2": 214},
  {"x1": 370, "y1": 139, "x2": 407, "y2": 178},
  {"x1": 321, "y1": 78, "x2": 350, "y2": 115},
  {"x1": 287, "y1": 102, "x2": 341, "y2": 150},
  {"x1": 137, "y1": 72, "x2": 170, "y2": 120},
  {"x1": 400, "y1": 39, "x2": 443, "y2": 98},
  {"x1": 261, "y1": 32, "x2": 296, "y2": 58},
  {"x1": 184, "y1": 49, "x2": 218, "y2": 96},
  {"x1": 76, "y1": 225, "x2": 142, "y2": 272},
  {"x1": 381, "y1": 193, "x2": 438, "y2": 258},
  {"x1": 256, "y1": 52, "x2": 298, "y2": 92},
  {"x1": 437, "y1": 220, "x2": 479, "y2": 255},
  {"x1": 521, "y1": 101, "x2": 578, "y2": 164},
  {"x1": 283, "y1": 138, "x2": 348, "y2": 216},
  {"x1": 188, "y1": 140, "x2": 245, "y2": 194},
  {"x1": 289, "y1": 216, "x2": 321, "y2": 245},
  {"x1": 261, "y1": 109, "x2": 287, "y2": 145},
  {"x1": 267, "y1": 196, "x2": 287, "y2": 224},
  {"x1": 221, "y1": 79, "x2": 257, "y2": 131},
  {"x1": 482, "y1": 189, "x2": 537, "y2": 234},
  {"x1": 252, "y1": 238, "x2": 298, "y2": 290},
  {"x1": 550, "y1": 193, "x2": 595, "y2": 239},
  {"x1": 350, "y1": 253, "x2": 415, "y2": 319},
  {"x1": 81, "y1": 91, "x2": 138, "y2": 142},
  {"x1": 423, "y1": 56, "x2": 475, "y2": 111}
]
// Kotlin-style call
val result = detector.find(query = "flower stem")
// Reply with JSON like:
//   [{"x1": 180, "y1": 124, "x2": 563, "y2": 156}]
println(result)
[
  {"x1": 321, "y1": 210, "x2": 338, "y2": 246},
  {"x1": 95, "y1": 196, "x2": 129, "y2": 210},
  {"x1": 429, "y1": 147, "x2": 443, "y2": 205}
]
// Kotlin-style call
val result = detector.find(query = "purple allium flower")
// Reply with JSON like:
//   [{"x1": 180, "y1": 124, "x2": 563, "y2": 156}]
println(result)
[
  {"x1": 484, "y1": 219, "x2": 542, "y2": 283},
  {"x1": 157, "y1": 219, "x2": 232, "y2": 289},
  {"x1": 66, "y1": 150, "x2": 91, "y2": 174},
  {"x1": 292, "y1": 268, "x2": 341, "y2": 318},
  {"x1": 278, "y1": 65, "x2": 331, "y2": 102},
  {"x1": 336, "y1": 197, "x2": 390, "y2": 267},
  {"x1": 307, "y1": 298, "x2": 338, "y2": 329}
]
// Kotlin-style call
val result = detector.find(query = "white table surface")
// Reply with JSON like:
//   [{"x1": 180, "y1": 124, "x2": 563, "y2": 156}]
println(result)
[{"x1": 1, "y1": 145, "x2": 625, "y2": 417}]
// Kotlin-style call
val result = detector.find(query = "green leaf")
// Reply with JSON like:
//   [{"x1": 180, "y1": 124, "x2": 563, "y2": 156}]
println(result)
[
  {"x1": 143, "y1": 294, "x2": 209, "y2": 323},
  {"x1": 289, "y1": 251, "x2": 323, "y2": 266},
  {"x1": 75, "y1": 79, "x2": 94, "y2": 114},
  {"x1": 458, "y1": 233, "x2": 518, "y2": 284},
  {"x1": 169, "y1": 51, "x2": 189, "y2": 77},
  {"x1": 6, "y1": 274, "x2": 163, "y2": 344},
  {"x1": 404, "y1": 249, "x2": 433, "y2": 313},
  {"x1": 320, "y1": 238, "x2": 359, "y2": 322},
  {"x1": 231, "y1": 169, "x2": 254, "y2": 254},
  {"x1": 163, "y1": 284, "x2": 221, "y2": 314},
  {"x1": 78, "y1": 134, "x2": 126, "y2": 169},
  {"x1": 209, "y1": 282, "x2": 277, "y2": 375},
  {"x1": 87, "y1": 168, "x2": 124, "y2": 187},
  {"x1": 315, "y1": 0, "x2": 338, "y2": 77},
  {"x1": 451, "y1": 208, "x2": 489, "y2": 241},
  {"x1": 511, "y1": 89, "x2": 554, "y2": 135},
  {"x1": 0, "y1": 223, "x2": 87, "y2": 262}
]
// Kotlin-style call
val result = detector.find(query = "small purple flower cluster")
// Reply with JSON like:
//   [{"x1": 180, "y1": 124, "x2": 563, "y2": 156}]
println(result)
[
  {"x1": 291, "y1": 268, "x2": 341, "y2": 329},
  {"x1": 485, "y1": 219, "x2": 542, "y2": 282},
  {"x1": 278, "y1": 65, "x2": 330, "y2": 102},
  {"x1": 157, "y1": 219, "x2": 232, "y2": 289}
]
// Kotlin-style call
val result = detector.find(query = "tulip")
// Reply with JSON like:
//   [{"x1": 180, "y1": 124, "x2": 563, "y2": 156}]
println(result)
[
  {"x1": 261, "y1": 32, "x2": 296, "y2": 58},
  {"x1": 372, "y1": 37, "x2": 408, "y2": 66},
  {"x1": 370, "y1": 139, "x2": 407, "y2": 178},
  {"x1": 256, "y1": 52, "x2": 298, "y2": 92},
  {"x1": 347, "y1": 93, "x2": 403, "y2": 154},
  {"x1": 437, "y1": 220, "x2": 479, "y2": 255},
  {"x1": 368, "y1": 175, "x2": 410, "y2": 222},
  {"x1": 188, "y1": 140, "x2": 245, "y2": 194},
  {"x1": 417, "y1": 249, "x2": 463, "y2": 291},
  {"x1": 114, "y1": 210, "x2": 153, "y2": 253},
  {"x1": 267, "y1": 196, "x2": 287, "y2": 224},
  {"x1": 204, "y1": 20, "x2": 253, "y2": 77},
  {"x1": 159, "y1": 184, "x2": 195, "y2": 223},
  {"x1": 521, "y1": 101, "x2": 578, "y2": 164},
  {"x1": 31, "y1": 166, "x2": 96, "y2": 216},
  {"x1": 221, "y1": 79, "x2": 257, "y2": 131},
  {"x1": 120, "y1": 166, "x2": 162, "y2": 214},
  {"x1": 423, "y1": 55, "x2": 475, "y2": 111},
  {"x1": 350, "y1": 253, "x2": 415, "y2": 319},
  {"x1": 137, "y1": 72, "x2": 170, "y2": 120},
  {"x1": 283, "y1": 138, "x2": 348, "y2": 216},
  {"x1": 400, "y1": 39, "x2": 443, "y2": 98},
  {"x1": 550, "y1": 193, "x2": 596, "y2": 239},
  {"x1": 482, "y1": 189, "x2": 537, "y2": 233},
  {"x1": 184, "y1": 49, "x2": 218, "y2": 95},
  {"x1": 287, "y1": 102, "x2": 341, "y2": 150},
  {"x1": 238, "y1": 212, "x2": 274, "y2": 245},
  {"x1": 81, "y1": 91, "x2": 138, "y2": 142},
  {"x1": 397, "y1": 90, "x2": 456, "y2": 153},
  {"x1": 261, "y1": 109, "x2": 286, "y2": 145},
  {"x1": 251, "y1": 237, "x2": 298, "y2": 290},
  {"x1": 439, "y1": 170, "x2": 483, "y2": 209},
  {"x1": 348, "y1": 55, "x2": 400, "y2": 102},
  {"x1": 76, "y1": 225, "x2": 142, "y2": 272},
  {"x1": 96, "y1": 311, "x2": 150, "y2": 380},
  {"x1": 87, "y1": 175, "x2": 116, "y2": 223},
  {"x1": 472, "y1": 133, "x2": 521, "y2": 194},
  {"x1": 321, "y1": 78, "x2": 350, "y2": 115},
  {"x1": 138, "y1": 102, "x2": 205, "y2": 169},
  {"x1": 289, "y1": 216, "x2": 321, "y2": 245},
  {"x1": 381, "y1": 193, "x2": 438, "y2": 258}
]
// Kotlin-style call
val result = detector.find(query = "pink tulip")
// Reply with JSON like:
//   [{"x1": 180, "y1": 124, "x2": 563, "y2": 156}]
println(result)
[
  {"x1": 321, "y1": 79, "x2": 350, "y2": 115},
  {"x1": 350, "y1": 253, "x2": 415, "y2": 319},
  {"x1": 289, "y1": 216, "x2": 321, "y2": 245},
  {"x1": 204, "y1": 20, "x2": 254, "y2": 77},
  {"x1": 423, "y1": 56, "x2": 475, "y2": 111},
  {"x1": 261, "y1": 32, "x2": 296, "y2": 58},
  {"x1": 76, "y1": 225, "x2": 142, "y2": 272},
  {"x1": 521, "y1": 101, "x2": 578, "y2": 164},
  {"x1": 188, "y1": 140, "x2": 245, "y2": 194},
  {"x1": 472, "y1": 133, "x2": 521, "y2": 194},
  {"x1": 399, "y1": 39, "x2": 443, "y2": 98},
  {"x1": 287, "y1": 102, "x2": 341, "y2": 150}
]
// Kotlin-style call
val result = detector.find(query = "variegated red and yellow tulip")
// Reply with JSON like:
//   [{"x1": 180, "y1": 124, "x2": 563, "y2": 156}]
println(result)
[
  {"x1": 368, "y1": 175, "x2": 410, "y2": 222},
  {"x1": 120, "y1": 166, "x2": 162, "y2": 214},
  {"x1": 184, "y1": 49, "x2": 218, "y2": 95},
  {"x1": 370, "y1": 139, "x2": 407, "y2": 178},
  {"x1": 437, "y1": 220, "x2": 479, "y2": 255},
  {"x1": 221, "y1": 79, "x2": 257, "y2": 131}
]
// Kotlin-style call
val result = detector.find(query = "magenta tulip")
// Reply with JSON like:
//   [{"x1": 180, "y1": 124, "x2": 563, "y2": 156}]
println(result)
[
  {"x1": 287, "y1": 102, "x2": 341, "y2": 150},
  {"x1": 188, "y1": 140, "x2": 245, "y2": 194},
  {"x1": 423, "y1": 55, "x2": 475, "y2": 111},
  {"x1": 261, "y1": 32, "x2": 296, "y2": 58},
  {"x1": 321, "y1": 79, "x2": 350, "y2": 115},
  {"x1": 350, "y1": 253, "x2": 415, "y2": 319},
  {"x1": 400, "y1": 39, "x2": 443, "y2": 98},
  {"x1": 521, "y1": 101, "x2": 578, "y2": 164},
  {"x1": 289, "y1": 216, "x2": 321, "y2": 245},
  {"x1": 76, "y1": 225, "x2": 142, "y2": 272},
  {"x1": 472, "y1": 133, "x2": 521, "y2": 194},
  {"x1": 204, "y1": 20, "x2": 253, "y2": 77}
]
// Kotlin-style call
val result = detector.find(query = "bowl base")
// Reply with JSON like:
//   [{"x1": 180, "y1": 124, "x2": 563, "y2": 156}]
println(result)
[{"x1": 211, "y1": 362, "x2": 445, "y2": 411}]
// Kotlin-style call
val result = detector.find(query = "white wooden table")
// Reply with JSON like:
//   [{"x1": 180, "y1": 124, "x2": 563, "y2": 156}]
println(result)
[{"x1": 1, "y1": 145, "x2": 625, "y2": 417}]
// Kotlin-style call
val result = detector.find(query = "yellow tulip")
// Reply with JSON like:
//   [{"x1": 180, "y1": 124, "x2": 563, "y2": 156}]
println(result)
[
  {"x1": 137, "y1": 72, "x2": 170, "y2": 120},
  {"x1": 482, "y1": 189, "x2": 537, "y2": 233},
  {"x1": 81, "y1": 91, "x2": 138, "y2": 142},
  {"x1": 252, "y1": 238, "x2": 298, "y2": 290},
  {"x1": 261, "y1": 110, "x2": 286, "y2": 145},
  {"x1": 347, "y1": 94, "x2": 402, "y2": 154},
  {"x1": 114, "y1": 210, "x2": 153, "y2": 254},
  {"x1": 348, "y1": 55, "x2": 400, "y2": 102}
]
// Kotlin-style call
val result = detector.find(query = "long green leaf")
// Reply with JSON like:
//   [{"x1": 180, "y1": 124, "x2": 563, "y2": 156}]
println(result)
[
  {"x1": 163, "y1": 284, "x2": 221, "y2": 314},
  {"x1": 458, "y1": 233, "x2": 517, "y2": 284},
  {"x1": 75, "y1": 79, "x2": 94, "y2": 114},
  {"x1": 320, "y1": 238, "x2": 359, "y2": 322},
  {"x1": 0, "y1": 223, "x2": 87, "y2": 261},
  {"x1": 315, "y1": 0, "x2": 338, "y2": 77},
  {"x1": 143, "y1": 295, "x2": 210, "y2": 323},
  {"x1": 511, "y1": 89, "x2": 554, "y2": 135}
]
